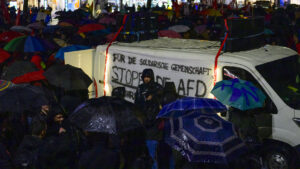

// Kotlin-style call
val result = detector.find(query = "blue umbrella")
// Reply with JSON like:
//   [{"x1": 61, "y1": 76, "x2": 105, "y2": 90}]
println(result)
[
  {"x1": 157, "y1": 97, "x2": 227, "y2": 118},
  {"x1": 165, "y1": 112, "x2": 246, "y2": 163},
  {"x1": 55, "y1": 45, "x2": 91, "y2": 60},
  {"x1": 24, "y1": 36, "x2": 45, "y2": 52},
  {"x1": 211, "y1": 78, "x2": 266, "y2": 111}
]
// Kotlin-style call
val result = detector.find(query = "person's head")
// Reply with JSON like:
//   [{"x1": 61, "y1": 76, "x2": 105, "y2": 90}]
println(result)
[
  {"x1": 141, "y1": 69, "x2": 154, "y2": 84},
  {"x1": 31, "y1": 120, "x2": 47, "y2": 138},
  {"x1": 48, "y1": 104, "x2": 65, "y2": 124},
  {"x1": 112, "y1": 87, "x2": 126, "y2": 98}
]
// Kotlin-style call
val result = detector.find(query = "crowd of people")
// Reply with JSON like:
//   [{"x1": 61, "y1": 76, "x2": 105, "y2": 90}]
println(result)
[{"x1": 0, "y1": 1, "x2": 300, "y2": 169}]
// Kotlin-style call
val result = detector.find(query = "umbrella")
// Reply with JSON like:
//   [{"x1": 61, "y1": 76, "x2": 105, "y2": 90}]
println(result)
[
  {"x1": 27, "y1": 22, "x2": 45, "y2": 29},
  {"x1": 53, "y1": 38, "x2": 69, "y2": 47},
  {"x1": 69, "y1": 96, "x2": 143, "y2": 134},
  {"x1": 264, "y1": 28, "x2": 274, "y2": 35},
  {"x1": 157, "y1": 97, "x2": 227, "y2": 118},
  {"x1": 207, "y1": 9, "x2": 222, "y2": 17},
  {"x1": 58, "y1": 22, "x2": 74, "y2": 27},
  {"x1": 194, "y1": 25, "x2": 207, "y2": 34},
  {"x1": 164, "y1": 111, "x2": 246, "y2": 163},
  {"x1": 168, "y1": 25, "x2": 190, "y2": 33},
  {"x1": 10, "y1": 26, "x2": 32, "y2": 33},
  {"x1": 0, "y1": 49, "x2": 10, "y2": 63},
  {"x1": 0, "y1": 80, "x2": 14, "y2": 92},
  {"x1": 77, "y1": 23, "x2": 105, "y2": 33},
  {"x1": 3, "y1": 36, "x2": 45, "y2": 52},
  {"x1": 43, "y1": 25, "x2": 60, "y2": 33},
  {"x1": 43, "y1": 64, "x2": 92, "y2": 90},
  {"x1": 0, "y1": 85, "x2": 48, "y2": 114},
  {"x1": 11, "y1": 70, "x2": 46, "y2": 84},
  {"x1": 54, "y1": 45, "x2": 90, "y2": 60},
  {"x1": 2, "y1": 61, "x2": 38, "y2": 80},
  {"x1": 211, "y1": 78, "x2": 266, "y2": 111},
  {"x1": 0, "y1": 31, "x2": 23, "y2": 42},
  {"x1": 98, "y1": 17, "x2": 116, "y2": 25},
  {"x1": 158, "y1": 30, "x2": 182, "y2": 38}
]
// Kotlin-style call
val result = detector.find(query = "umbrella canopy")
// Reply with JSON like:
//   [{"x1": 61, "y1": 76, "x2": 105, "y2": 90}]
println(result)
[
  {"x1": 11, "y1": 70, "x2": 46, "y2": 84},
  {"x1": 53, "y1": 38, "x2": 69, "y2": 47},
  {"x1": 2, "y1": 61, "x2": 38, "y2": 81},
  {"x1": 43, "y1": 25, "x2": 60, "y2": 33},
  {"x1": 27, "y1": 22, "x2": 45, "y2": 29},
  {"x1": 207, "y1": 9, "x2": 222, "y2": 17},
  {"x1": 0, "y1": 49, "x2": 10, "y2": 63},
  {"x1": 0, "y1": 84, "x2": 48, "y2": 114},
  {"x1": 10, "y1": 26, "x2": 32, "y2": 33},
  {"x1": 168, "y1": 25, "x2": 190, "y2": 33},
  {"x1": 98, "y1": 17, "x2": 116, "y2": 25},
  {"x1": 158, "y1": 30, "x2": 182, "y2": 38},
  {"x1": 0, "y1": 31, "x2": 23, "y2": 43},
  {"x1": 157, "y1": 97, "x2": 227, "y2": 118},
  {"x1": 194, "y1": 25, "x2": 207, "y2": 34},
  {"x1": 0, "y1": 80, "x2": 14, "y2": 92},
  {"x1": 164, "y1": 111, "x2": 246, "y2": 163},
  {"x1": 43, "y1": 64, "x2": 92, "y2": 90},
  {"x1": 3, "y1": 36, "x2": 45, "y2": 52},
  {"x1": 211, "y1": 79, "x2": 266, "y2": 111},
  {"x1": 69, "y1": 96, "x2": 143, "y2": 134},
  {"x1": 54, "y1": 45, "x2": 90, "y2": 60},
  {"x1": 77, "y1": 24, "x2": 105, "y2": 33},
  {"x1": 58, "y1": 22, "x2": 74, "y2": 27}
]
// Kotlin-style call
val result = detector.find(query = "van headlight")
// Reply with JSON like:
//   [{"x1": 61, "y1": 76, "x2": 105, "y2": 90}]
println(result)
[{"x1": 293, "y1": 118, "x2": 300, "y2": 127}]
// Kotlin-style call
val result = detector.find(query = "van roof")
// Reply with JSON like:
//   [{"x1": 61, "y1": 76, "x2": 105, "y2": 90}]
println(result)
[{"x1": 114, "y1": 38, "x2": 297, "y2": 66}]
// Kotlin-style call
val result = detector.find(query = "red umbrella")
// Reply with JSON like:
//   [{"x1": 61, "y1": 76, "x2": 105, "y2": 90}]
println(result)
[
  {"x1": 158, "y1": 30, "x2": 182, "y2": 38},
  {"x1": 12, "y1": 70, "x2": 46, "y2": 84},
  {"x1": 78, "y1": 24, "x2": 105, "y2": 33},
  {"x1": 0, "y1": 31, "x2": 23, "y2": 43},
  {"x1": 0, "y1": 48, "x2": 10, "y2": 63}
]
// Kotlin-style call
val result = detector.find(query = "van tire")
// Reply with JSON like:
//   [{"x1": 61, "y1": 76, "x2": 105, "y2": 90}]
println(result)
[{"x1": 263, "y1": 145, "x2": 296, "y2": 169}]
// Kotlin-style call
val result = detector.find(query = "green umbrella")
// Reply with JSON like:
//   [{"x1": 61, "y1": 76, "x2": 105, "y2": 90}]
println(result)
[{"x1": 3, "y1": 35, "x2": 27, "y2": 52}]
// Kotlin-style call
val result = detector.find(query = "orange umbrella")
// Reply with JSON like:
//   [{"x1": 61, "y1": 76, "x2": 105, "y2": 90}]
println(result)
[
  {"x1": 78, "y1": 23, "x2": 105, "y2": 33},
  {"x1": 58, "y1": 22, "x2": 73, "y2": 27}
]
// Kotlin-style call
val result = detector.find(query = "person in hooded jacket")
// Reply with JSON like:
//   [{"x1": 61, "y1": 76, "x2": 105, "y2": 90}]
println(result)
[
  {"x1": 40, "y1": 104, "x2": 77, "y2": 169},
  {"x1": 14, "y1": 119, "x2": 47, "y2": 169},
  {"x1": 134, "y1": 68, "x2": 163, "y2": 169}
]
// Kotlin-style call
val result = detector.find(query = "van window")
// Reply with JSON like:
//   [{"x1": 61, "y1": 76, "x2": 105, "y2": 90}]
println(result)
[
  {"x1": 222, "y1": 66, "x2": 277, "y2": 114},
  {"x1": 256, "y1": 55, "x2": 300, "y2": 110}
]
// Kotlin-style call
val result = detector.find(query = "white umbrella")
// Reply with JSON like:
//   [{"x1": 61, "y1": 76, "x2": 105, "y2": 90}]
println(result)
[
  {"x1": 168, "y1": 25, "x2": 190, "y2": 33},
  {"x1": 10, "y1": 26, "x2": 32, "y2": 33}
]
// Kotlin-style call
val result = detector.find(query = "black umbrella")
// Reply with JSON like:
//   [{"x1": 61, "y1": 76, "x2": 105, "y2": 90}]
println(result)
[
  {"x1": 0, "y1": 84, "x2": 49, "y2": 114},
  {"x1": 2, "y1": 61, "x2": 38, "y2": 80},
  {"x1": 69, "y1": 96, "x2": 143, "y2": 134},
  {"x1": 43, "y1": 64, "x2": 92, "y2": 91}
]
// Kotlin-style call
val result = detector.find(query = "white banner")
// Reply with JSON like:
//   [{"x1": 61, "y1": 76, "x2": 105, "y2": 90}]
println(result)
[{"x1": 107, "y1": 49, "x2": 215, "y2": 102}]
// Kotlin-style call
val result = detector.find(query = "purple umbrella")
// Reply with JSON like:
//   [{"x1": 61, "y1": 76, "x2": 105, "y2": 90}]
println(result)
[{"x1": 98, "y1": 17, "x2": 116, "y2": 25}]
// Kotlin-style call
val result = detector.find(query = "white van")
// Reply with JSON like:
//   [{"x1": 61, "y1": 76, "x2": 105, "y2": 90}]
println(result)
[{"x1": 65, "y1": 38, "x2": 300, "y2": 169}]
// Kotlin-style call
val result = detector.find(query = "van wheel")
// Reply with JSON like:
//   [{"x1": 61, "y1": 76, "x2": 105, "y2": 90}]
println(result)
[{"x1": 264, "y1": 146, "x2": 295, "y2": 169}]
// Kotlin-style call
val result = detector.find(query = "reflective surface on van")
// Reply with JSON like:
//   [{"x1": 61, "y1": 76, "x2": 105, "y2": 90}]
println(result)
[{"x1": 256, "y1": 55, "x2": 300, "y2": 109}]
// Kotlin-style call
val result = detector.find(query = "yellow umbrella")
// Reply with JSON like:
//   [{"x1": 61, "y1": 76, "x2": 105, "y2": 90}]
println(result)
[
  {"x1": 53, "y1": 38, "x2": 68, "y2": 47},
  {"x1": 207, "y1": 8, "x2": 222, "y2": 17}
]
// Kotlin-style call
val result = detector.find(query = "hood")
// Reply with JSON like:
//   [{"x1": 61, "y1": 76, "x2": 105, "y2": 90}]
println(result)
[{"x1": 141, "y1": 69, "x2": 154, "y2": 82}]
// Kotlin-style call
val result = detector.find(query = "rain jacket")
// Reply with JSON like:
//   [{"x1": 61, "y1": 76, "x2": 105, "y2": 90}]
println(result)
[
  {"x1": 134, "y1": 69, "x2": 163, "y2": 141},
  {"x1": 14, "y1": 135, "x2": 44, "y2": 169}
]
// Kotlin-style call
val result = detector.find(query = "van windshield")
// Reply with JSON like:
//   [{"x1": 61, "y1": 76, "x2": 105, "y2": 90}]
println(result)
[{"x1": 256, "y1": 55, "x2": 300, "y2": 110}]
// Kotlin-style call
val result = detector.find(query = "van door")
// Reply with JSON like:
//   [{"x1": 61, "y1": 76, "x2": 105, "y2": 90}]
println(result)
[{"x1": 221, "y1": 65, "x2": 277, "y2": 140}]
